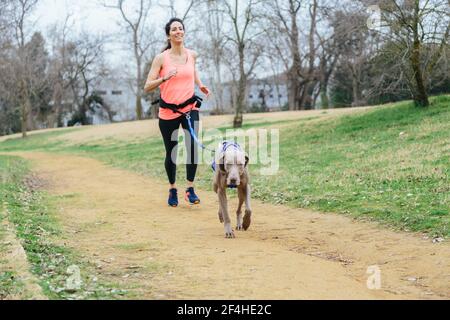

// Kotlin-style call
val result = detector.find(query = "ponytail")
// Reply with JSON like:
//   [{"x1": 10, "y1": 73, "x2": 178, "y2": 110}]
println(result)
[{"x1": 162, "y1": 39, "x2": 171, "y2": 52}]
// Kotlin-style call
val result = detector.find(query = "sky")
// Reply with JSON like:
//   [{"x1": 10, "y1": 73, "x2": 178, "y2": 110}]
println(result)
[
  {"x1": 33, "y1": 0, "x2": 122, "y2": 34},
  {"x1": 31, "y1": 0, "x2": 179, "y2": 69}
]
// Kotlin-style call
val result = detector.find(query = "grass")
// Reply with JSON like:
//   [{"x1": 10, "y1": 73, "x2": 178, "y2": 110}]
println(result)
[
  {"x1": 0, "y1": 95, "x2": 449, "y2": 237},
  {"x1": 0, "y1": 156, "x2": 27, "y2": 299},
  {"x1": 0, "y1": 155, "x2": 131, "y2": 299}
]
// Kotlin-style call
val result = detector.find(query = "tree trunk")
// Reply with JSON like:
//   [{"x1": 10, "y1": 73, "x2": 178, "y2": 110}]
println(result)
[
  {"x1": 20, "y1": 80, "x2": 29, "y2": 138},
  {"x1": 320, "y1": 82, "x2": 329, "y2": 109},
  {"x1": 287, "y1": 68, "x2": 300, "y2": 111},
  {"x1": 287, "y1": 2, "x2": 301, "y2": 111},
  {"x1": 410, "y1": 2, "x2": 429, "y2": 107},
  {"x1": 135, "y1": 92, "x2": 143, "y2": 120},
  {"x1": 233, "y1": 44, "x2": 246, "y2": 128},
  {"x1": 234, "y1": 75, "x2": 246, "y2": 128},
  {"x1": 134, "y1": 30, "x2": 144, "y2": 120},
  {"x1": 21, "y1": 102, "x2": 28, "y2": 138}
]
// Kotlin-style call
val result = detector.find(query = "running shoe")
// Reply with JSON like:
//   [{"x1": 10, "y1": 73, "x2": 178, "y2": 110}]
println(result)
[
  {"x1": 185, "y1": 187, "x2": 200, "y2": 205},
  {"x1": 168, "y1": 188, "x2": 178, "y2": 207}
]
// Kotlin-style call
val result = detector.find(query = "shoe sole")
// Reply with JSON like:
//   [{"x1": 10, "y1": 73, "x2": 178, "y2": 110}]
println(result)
[{"x1": 185, "y1": 195, "x2": 200, "y2": 205}]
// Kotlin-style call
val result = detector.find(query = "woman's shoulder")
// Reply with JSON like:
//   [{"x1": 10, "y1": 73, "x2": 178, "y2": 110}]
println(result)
[
  {"x1": 186, "y1": 48, "x2": 198, "y2": 59},
  {"x1": 153, "y1": 51, "x2": 166, "y2": 66}
]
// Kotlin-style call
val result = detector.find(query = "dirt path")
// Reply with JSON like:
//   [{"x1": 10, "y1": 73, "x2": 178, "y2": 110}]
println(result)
[{"x1": 8, "y1": 152, "x2": 450, "y2": 299}]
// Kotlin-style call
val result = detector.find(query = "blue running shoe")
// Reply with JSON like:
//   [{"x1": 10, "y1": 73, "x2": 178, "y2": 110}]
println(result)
[
  {"x1": 168, "y1": 188, "x2": 178, "y2": 207},
  {"x1": 185, "y1": 187, "x2": 200, "y2": 205}
]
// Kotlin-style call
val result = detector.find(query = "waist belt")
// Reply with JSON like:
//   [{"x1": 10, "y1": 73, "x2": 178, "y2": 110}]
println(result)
[{"x1": 152, "y1": 95, "x2": 203, "y2": 115}]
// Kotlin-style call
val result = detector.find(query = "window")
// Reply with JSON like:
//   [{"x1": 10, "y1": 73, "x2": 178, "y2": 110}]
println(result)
[
  {"x1": 112, "y1": 90, "x2": 123, "y2": 95},
  {"x1": 249, "y1": 94, "x2": 253, "y2": 99},
  {"x1": 94, "y1": 90, "x2": 107, "y2": 95}
]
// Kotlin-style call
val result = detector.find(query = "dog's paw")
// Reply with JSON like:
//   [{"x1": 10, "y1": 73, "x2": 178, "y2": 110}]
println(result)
[
  {"x1": 236, "y1": 213, "x2": 243, "y2": 230},
  {"x1": 243, "y1": 210, "x2": 252, "y2": 231},
  {"x1": 224, "y1": 223, "x2": 235, "y2": 238}
]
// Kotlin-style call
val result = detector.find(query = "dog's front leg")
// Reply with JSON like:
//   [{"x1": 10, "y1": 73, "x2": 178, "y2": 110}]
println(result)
[
  {"x1": 242, "y1": 184, "x2": 252, "y2": 231},
  {"x1": 236, "y1": 186, "x2": 245, "y2": 230},
  {"x1": 218, "y1": 188, "x2": 234, "y2": 238}
]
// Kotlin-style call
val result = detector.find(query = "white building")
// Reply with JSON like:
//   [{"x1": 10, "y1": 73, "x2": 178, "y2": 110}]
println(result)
[
  {"x1": 207, "y1": 76, "x2": 288, "y2": 114},
  {"x1": 93, "y1": 77, "x2": 140, "y2": 122},
  {"x1": 90, "y1": 75, "x2": 289, "y2": 121}
]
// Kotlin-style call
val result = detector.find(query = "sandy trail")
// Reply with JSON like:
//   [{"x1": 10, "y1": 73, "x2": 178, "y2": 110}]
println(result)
[{"x1": 8, "y1": 152, "x2": 449, "y2": 300}]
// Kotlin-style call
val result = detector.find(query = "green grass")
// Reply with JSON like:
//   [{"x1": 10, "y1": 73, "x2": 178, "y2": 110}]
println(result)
[
  {"x1": 0, "y1": 271, "x2": 24, "y2": 299},
  {"x1": 1, "y1": 156, "x2": 27, "y2": 299},
  {"x1": 0, "y1": 95, "x2": 449, "y2": 237},
  {"x1": 0, "y1": 155, "x2": 131, "y2": 299}
]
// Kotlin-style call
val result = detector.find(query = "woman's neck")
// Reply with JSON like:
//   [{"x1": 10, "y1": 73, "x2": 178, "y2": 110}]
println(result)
[{"x1": 170, "y1": 43, "x2": 184, "y2": 55}]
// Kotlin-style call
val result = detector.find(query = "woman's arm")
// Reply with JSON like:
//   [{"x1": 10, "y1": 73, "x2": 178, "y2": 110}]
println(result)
[
  {"x1": 192, "y1": 51, "x2": 210, "y2": 97},
  {"x1": 144, "y1": 54, "x2": 177, "y2": 93}
]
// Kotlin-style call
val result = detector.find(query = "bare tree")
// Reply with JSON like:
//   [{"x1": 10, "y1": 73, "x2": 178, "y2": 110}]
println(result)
[
  {"x1": 64, "y1": 33, "x2": 108, "y2": 125},
  {"x1": 263, "y1": 0, "x2": 324, "y2": 110},
  {"x1": 197, "y1": 0, "x2": 227, "y2": 114},
  {"x1": 332, "y1": 6, "x2": 373, "y2": 107},
  {"x1": 159, "y1": 0, "x2": 196, "y2": 20},
  {"x1": 375, "y1": 0, "x2": 450, "y2": 107},
  {"x1": 103, "y1": 0, "x2": 156, "y2": 120},
  {"x1": 263, "y1": 0, "x2": 302, "y2": 111},
  {"x1": 8, "y1": 0, "x2": 39, "y2": 138},
  {"x1": 46, "y1": 14, "x2": 109, "y2": 127},
  {"x1": 47, "y1": 15, "x2": 74, "y2": 127},
  {"x1": 220, "y1": 0, "x2": 263, "y2": 127}
]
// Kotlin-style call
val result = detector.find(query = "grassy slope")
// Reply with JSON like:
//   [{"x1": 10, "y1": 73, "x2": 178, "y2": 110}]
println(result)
[
  {"x1": 0, "y1": 95, "x2": 448, "y2": 237},
  {"x1": 0, "y1": 156, "x2": 26, "y2": 299}
]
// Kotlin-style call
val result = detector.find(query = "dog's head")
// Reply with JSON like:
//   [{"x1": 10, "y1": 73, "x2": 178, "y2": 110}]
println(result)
[{"x1": 216, "y1": 143, "x2": 249, "y2": 186}]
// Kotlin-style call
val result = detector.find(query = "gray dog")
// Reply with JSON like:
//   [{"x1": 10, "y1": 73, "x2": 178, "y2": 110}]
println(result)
[{"x1": 213, "y1": 142, "x2": 252, "y2": 238}]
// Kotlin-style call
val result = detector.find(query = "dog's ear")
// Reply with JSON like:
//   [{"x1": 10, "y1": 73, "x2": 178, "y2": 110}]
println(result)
[
  {"x1": 245, "y1": 155, "x2": 249, "y2": 167},
  {"x1": 216, "y1": 152, "x2": 226, "y2": 173}
]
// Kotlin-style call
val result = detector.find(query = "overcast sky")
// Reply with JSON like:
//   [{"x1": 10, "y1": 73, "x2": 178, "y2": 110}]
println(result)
[{"x1": 31, "y1": 0, "x2": 184, "y2": 69}]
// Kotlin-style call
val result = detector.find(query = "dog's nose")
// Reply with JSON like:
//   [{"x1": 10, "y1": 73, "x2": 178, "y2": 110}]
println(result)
[{"x1": 230, "y1": 179, "x2": 237, "y2": 185}]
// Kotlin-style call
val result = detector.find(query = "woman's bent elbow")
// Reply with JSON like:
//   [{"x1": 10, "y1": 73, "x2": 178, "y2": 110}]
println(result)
[{"x1": 144, "y1": 84, "x2": 154, "y2": 93}]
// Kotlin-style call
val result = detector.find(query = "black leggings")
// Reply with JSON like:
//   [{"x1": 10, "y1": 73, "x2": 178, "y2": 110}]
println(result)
[{"x1": 158, "y1": 110, "x2": 199, "y2": 185}]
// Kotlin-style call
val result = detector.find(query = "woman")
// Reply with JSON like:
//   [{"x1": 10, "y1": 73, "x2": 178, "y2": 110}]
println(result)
[{"x1": 144, "y1": 17, "x2": 210, "y2": 207}]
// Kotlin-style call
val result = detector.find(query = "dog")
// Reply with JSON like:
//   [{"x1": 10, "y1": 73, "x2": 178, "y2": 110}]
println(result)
[{"x1": 212, "y1": 141, "x2": 252, "y2": 238}]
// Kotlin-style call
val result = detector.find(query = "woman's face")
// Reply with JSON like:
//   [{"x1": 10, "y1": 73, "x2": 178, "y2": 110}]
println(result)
[{"x1": 169, "y1": 21, "x2": 184, "y2": 44}]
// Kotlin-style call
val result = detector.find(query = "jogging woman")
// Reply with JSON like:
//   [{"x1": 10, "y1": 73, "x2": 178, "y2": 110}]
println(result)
[{"x1": 144, "y1": 17, "x2": 210, "y2": 207}]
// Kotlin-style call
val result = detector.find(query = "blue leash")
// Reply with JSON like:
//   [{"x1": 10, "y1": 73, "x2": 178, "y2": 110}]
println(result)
[
  {"x1": 185, "y1": 113, "x2": 238, "y2": 189},
  {"x1": 184, "y1": 112, "x2": 216, "y2": 154}
]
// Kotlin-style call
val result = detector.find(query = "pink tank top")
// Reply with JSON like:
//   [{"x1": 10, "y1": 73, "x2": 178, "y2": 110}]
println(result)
[{"x1": 159, "y1": 48, "x2": 198, "y2": 120}]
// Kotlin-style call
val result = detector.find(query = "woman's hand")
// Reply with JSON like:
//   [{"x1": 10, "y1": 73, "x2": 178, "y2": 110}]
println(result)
[
  {"x1": 163, "y1": 69, "x2": 177, "y2": 81},
  {"x1": 200, "y1": 85, "x2": 211, "y2": 98}
]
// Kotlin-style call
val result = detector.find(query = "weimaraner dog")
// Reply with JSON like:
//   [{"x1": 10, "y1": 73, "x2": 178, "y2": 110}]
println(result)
[{"x1": 213, "y1": 142, "x2": 252, "y2": 238}]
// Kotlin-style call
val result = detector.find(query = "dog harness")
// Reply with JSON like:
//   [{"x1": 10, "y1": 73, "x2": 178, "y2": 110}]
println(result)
[{"x1": 211, "y1": 141, "x2": 242, "y2": 189}]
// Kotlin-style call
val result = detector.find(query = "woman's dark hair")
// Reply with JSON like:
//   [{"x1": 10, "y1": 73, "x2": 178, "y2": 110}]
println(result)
[{"x1": 163, "y1": 18, "x2": 185, "y2": 52}]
